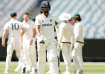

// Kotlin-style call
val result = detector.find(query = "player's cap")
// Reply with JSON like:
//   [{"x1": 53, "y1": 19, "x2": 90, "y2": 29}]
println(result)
[
  {"x1": 10, "y1": 12, "x2": 17, "y2": 17},
  {"x1": 74, "y1": 14, "x2": 80, "y2": 17},
  {"x1": 73, "y1": 13, "x2": 81, "y2": 21},
  {"x1": 59, "y1": 13, "x2": 71, "y2": 21}
]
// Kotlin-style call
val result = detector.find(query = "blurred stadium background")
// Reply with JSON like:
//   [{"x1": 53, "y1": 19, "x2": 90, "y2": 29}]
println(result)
[
  {"x1": 0, "y1": 0, "x2": 105, "y2": 74},
  {"x1": 0, "y1": 0, "x2": 105, "y2": 62}
]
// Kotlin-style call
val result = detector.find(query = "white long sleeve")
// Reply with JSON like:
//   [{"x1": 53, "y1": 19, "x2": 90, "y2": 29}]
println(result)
[
  {"x1": 57, "y1": 22, "x2": 74, "y2": 43},
  {"x1": 74, "y1": 22, "x2": 84, "y2": 42},
  {"x1": 57, "y1": 23, "x2": 64, "y2": 43}
]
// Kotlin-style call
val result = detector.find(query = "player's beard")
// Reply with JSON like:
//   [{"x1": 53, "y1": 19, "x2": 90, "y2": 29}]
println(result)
[{"x1": 44, "y1": 11, "x2": 49, "y2": 17}]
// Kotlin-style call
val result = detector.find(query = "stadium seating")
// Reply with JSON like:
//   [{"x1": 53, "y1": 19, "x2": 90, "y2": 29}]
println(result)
[
  {"x1": 50, "y1": 0, "x2": 105, "y2": 39},
  {"x1": 0, "y1": 0, "x2": 105, "y2": 39},
  {"x1": 0, "y1": 0, "x2": 37, "y2": 37}
]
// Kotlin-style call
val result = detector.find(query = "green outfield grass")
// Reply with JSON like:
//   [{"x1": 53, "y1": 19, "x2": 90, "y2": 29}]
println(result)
[{"x1": 0, "y1": 62, "x2": 105, "y2": 74}]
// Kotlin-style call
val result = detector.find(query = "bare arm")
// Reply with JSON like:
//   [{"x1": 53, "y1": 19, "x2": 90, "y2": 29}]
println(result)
[
  {"x1": 30, "y1": 25, "x2": 37, "y2": 45},
  {"x1": 2, "y1": 29, "x2": 8, "y2": 47},
  {"x1": 20, "y1": 27, "x2": 25, "y2": 48},
  {"x1": 35, "y1": 25, "x2": 41, "y2": 36},
  {"x1": 32, "y1": 27, "x2": 36, "y2": 38},
  {"x1": 20, "y1": 28, "x2": 24, "y2": 38}
]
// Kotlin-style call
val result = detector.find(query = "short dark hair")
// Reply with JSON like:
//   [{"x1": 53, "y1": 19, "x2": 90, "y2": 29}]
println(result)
[
  {"x1": 24, "y1": 12, "x2": 29, "y2": 15},
  {"x1": 40, "y1": 0, "x2": 50, "y2": 13},
  {"x1": 10, "y1": 12, "x2": 17, "y2": 17},
  {"x1": 73, "y1": 14, "x2": 82, "y2": 21}
]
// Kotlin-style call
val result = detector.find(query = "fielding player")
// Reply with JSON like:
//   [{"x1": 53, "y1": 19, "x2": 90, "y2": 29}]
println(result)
[
  {"x1": 19, "y1": 13, "x2": 37, "y2": 73},
  {"x1": 72, "y1": 14, "x2": 84, "y2": 74},
  {"x1": 2, "y1": 12, "x2": 22, "y2": 74},
  {"x1": 58, "y1": 13, "x2": 75, "y2": 74}
]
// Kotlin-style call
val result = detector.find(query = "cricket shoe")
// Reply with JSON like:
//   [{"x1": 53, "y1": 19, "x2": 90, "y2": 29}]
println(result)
[
  {"x1": 63, "y1": 71, "x2": 70, "y2": 74},
  {"x1": 4, "y1": 71, "x2": 8, "y2": 74},
  {"x1": 76, "y1": 70, "x2": 83, "y2": 74}
]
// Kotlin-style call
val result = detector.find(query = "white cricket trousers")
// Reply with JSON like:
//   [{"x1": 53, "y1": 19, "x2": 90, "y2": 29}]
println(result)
[
  {"x1": 47, "y1": 39, "x2": 59, "y2": 74},
  {"x1": 60, "y1": 42, "x2": 72, "y2": 73},
  {"x1": 37, "y1": 36, "x2": 59, "y2": 74},
  {"x1": 21, "y1": 39, "x2": 36, "y2": 72},
  {"x1": 5, "y1": 40, "x2": 20, "y2": 73},
  {"x1": 72, "y1": 42, "x2": 84, "y2": 74}
]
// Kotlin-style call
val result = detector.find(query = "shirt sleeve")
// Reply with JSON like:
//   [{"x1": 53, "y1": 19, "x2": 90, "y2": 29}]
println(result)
[
  {"x1": 3, "y1": 23, "x2": 9, "y2": 31},
  {"x1": 74, "y1": 22, "x2": 84, "y2": 41},
  {"x1": 34, "y1": 16, "x2": 41, "y2": 26},
  {"x1": 57, "y1": 23, "x2": 65, "y2": 43},
  {"x1": 82, "y1": 25, "x2": 85, "y2": 38}
]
